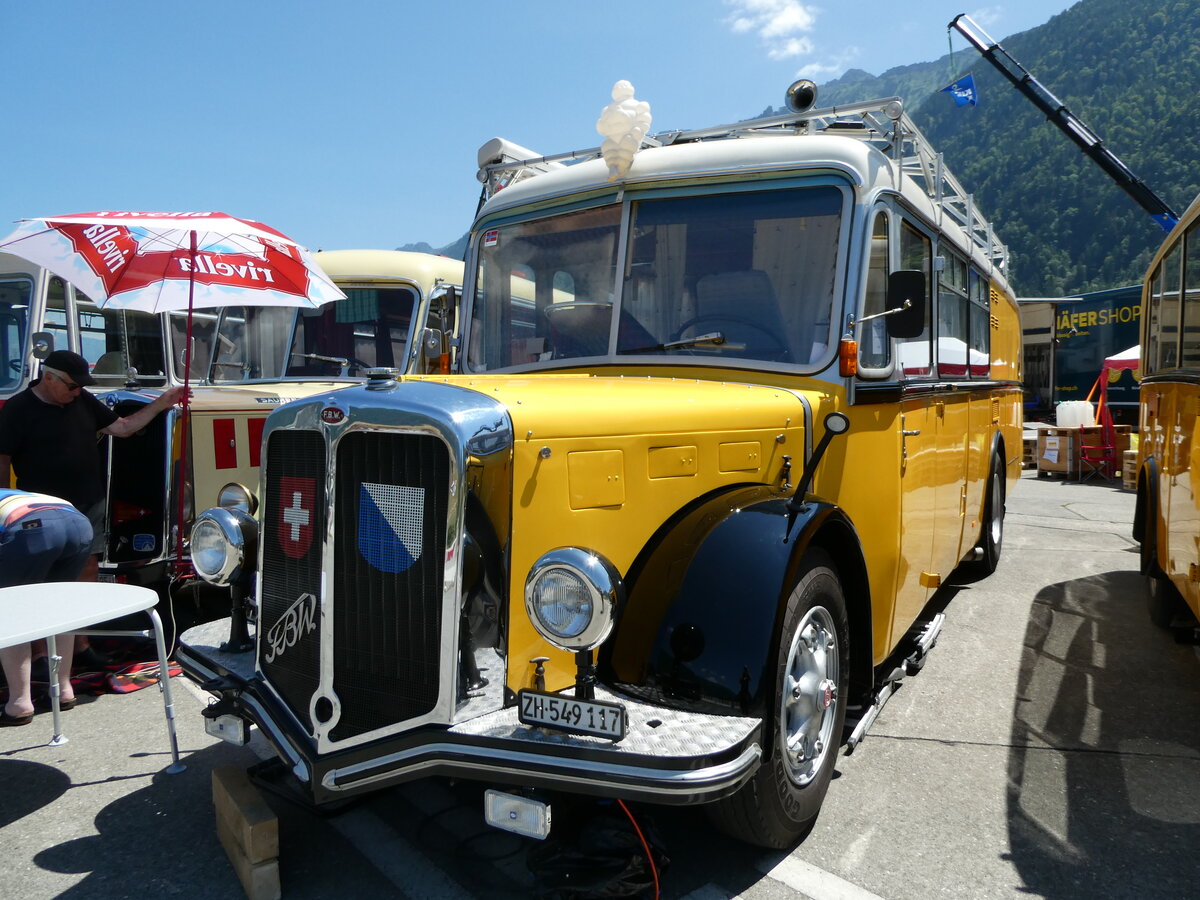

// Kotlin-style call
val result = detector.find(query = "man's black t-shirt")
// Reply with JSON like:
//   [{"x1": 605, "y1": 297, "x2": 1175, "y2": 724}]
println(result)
[{"x1": 0, "y1": 384, "x2": 119, "y2": 511}]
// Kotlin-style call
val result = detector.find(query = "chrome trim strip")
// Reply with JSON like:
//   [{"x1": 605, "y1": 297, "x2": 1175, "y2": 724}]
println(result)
[
  {"x1": 175, "y1": 647, "x2": 310, "y2": 782},
  {"x1": 322, "y1": 742, "x2": 763, "y2": 797},
  {"x1": 774, "y1": 388, "x2": 814, "y2": 464}
]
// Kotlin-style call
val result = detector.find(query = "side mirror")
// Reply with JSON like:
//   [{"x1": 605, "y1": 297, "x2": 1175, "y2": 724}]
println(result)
[
  {"x1": 428, "y1": 283, "x2": 459, "y2": 330},
  {"x1": 420, "y1": 326, "x2": 453, "y2": 374},
  {"x1": 31, "y1": 331, "x2": 54, "y2": 359},
  {"x1": 885, "y1": 270, "x2": 926, "y2": 338},
  {"x1": 424, "y1": 282, "x2": 460, "y2": 374}
]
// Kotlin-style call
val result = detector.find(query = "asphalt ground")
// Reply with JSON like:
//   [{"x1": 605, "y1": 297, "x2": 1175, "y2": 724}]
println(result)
[{"x1": 2, "y1": 468, "x2": 1198, "y2": 899}]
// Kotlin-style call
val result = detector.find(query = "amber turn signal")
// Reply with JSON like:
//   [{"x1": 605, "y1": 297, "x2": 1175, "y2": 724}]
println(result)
[{"x1": 838, "y1": 337, "x2": 858, "y2": 377}]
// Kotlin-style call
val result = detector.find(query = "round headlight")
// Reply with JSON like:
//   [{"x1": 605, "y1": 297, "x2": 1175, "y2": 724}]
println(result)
[
  {"x1": 190, "y1": 507, "x2": 258, "y2": 586},
  {"x1": 217, "y1": 482, "x2": 257, "y2": 514},
  {"x1": 524, "y1": 548, "x2": 621, "y2": 652}
]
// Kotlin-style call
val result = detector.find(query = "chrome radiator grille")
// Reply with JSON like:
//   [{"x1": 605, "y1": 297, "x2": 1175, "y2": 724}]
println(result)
[{"x1": 329, "y1": 431, "x2": 450, "y2": 742}]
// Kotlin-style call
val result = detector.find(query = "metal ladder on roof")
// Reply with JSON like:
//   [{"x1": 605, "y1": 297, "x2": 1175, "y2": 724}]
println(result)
[{"x1": 476, "y1": 95, "x2": 1009, "y2": 276}]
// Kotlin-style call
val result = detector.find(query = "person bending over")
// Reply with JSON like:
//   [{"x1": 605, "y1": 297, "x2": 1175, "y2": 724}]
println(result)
[{"x1": 0, "y1": 489, "x2": 93, "y2": 725}]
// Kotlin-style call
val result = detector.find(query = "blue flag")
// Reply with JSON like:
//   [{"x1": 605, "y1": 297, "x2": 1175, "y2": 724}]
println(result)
[{"x1": 940, "y1": 73, "x2": 978, "y2": 107}]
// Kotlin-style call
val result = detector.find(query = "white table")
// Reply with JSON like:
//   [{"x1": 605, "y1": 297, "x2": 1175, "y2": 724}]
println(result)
[{"x1": 0, "y1": 582, "x2": 184, "y2": 772}]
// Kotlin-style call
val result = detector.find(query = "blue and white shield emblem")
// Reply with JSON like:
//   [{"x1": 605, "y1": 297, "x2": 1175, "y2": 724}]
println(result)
[{"x1": 358, "y1": 483, "x2": 425, "y2": 573}]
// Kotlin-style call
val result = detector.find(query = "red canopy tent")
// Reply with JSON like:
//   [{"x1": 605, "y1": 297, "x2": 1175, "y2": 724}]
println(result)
[
  {"x1": 1104, "y1": 344, "x2": 1140, "y2": 371},
  {"x1": 1082, "y1": 345, "x2": 1139, "y2": 477}
]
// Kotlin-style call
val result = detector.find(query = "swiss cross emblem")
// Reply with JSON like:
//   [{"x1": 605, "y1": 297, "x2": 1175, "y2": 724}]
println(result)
[{"x1": 278, "y1": 476, "x2": 316, "y2": 559}]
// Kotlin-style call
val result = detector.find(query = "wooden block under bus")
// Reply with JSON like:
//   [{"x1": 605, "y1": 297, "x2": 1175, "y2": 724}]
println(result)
[
  {"x1": 212, "y1": 765, "x2": 279, "y2": 863},
  {"x1": 217, "y1": 819, "x2": 281, "y2": 900}
]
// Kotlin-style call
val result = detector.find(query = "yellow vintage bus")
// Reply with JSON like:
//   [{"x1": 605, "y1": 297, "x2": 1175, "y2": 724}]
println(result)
[
  {"x1": 181, "y1": 87, "x2": 1022, "y2": 848},
  {"x1": 1134, "y1": 192, "x2": 1200, "y2": 631}
]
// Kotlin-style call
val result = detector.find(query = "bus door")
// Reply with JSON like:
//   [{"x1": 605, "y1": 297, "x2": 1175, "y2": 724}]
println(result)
[
  {"x1": 1159, "y1": 234, "x2": 1200, "y2": 596},
  {"x1": 931, "y1": 251, "x2": 975, "y2": 572},
  {"x1": 893, "y1": 219, "x2": 942, "y2": 626},
  {"x1": 897, "y1": 394, "x2": 940, "y2": 623}
]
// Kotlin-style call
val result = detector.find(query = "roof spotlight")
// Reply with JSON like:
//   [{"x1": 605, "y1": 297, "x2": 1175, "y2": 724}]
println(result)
[{"x1": 785, "y1": 79, "x2": 819, "y2": 114}]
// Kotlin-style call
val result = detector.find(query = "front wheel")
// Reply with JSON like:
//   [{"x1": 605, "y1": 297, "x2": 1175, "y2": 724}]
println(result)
[
  {"x1": 966, "y1": 456, "x2": 1005, "y2": 576},
  {"x1": 707, "y1": 549, "x2": 848, "y2": 849}
]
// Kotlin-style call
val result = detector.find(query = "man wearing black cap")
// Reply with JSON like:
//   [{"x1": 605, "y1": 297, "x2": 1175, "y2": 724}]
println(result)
[{"x1": 0, "y1": 350, "x2": 185, "y2": 668}]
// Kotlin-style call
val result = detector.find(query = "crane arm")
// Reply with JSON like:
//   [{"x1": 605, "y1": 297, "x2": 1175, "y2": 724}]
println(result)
[{"x1": 949, "y1": 13, "x2": 1178, "y2": 233}]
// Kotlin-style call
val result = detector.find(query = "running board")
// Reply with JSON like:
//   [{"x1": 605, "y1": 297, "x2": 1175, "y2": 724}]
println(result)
[{"x1": 844, "y1": 613, "x2": 945, "y2": 755}]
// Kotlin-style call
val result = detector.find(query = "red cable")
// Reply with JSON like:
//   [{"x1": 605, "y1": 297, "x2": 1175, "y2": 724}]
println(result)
[{"x1": 616, "y1": 798, "x2": 660, "y2": 900}]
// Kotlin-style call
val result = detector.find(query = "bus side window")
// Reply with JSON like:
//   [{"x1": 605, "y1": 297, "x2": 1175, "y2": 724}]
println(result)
[
  {"x1": 45, "y1": 277, "x2": 71, "y2": 356},
  {"x1": 898, "y1": 220, "x2": 933, "y2": 377},
  {"x1": 1156, "y1": 240, "x2": 1182, "y2": 371},
  {"x1": 968, "y1": 269, "x2": 990, "y2": 377},
  {"x1": 936, "y1": 252, "x2": 969, "y2": 377},
  {"x1": 859, "y1": 211, "x2": 890, "y2": 370},
  {"x1": 1181, "y1": 221, "x2": 1200, "y2": 368},
  {"x1": 1145, "y1": 262, "x2": 1162, "y2": 376}
]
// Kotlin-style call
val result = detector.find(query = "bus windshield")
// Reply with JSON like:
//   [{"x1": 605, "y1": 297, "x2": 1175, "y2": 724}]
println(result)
[
  {"x1": 169, "y1": 307, "x2": 293, "y2": 383},
  {"x1": 76, "y1": 296, "x2": 168, "y2": 387},
  {"x1": 470, "y1": 185, "x2": 843, "y2": 370},
  {"x1": 286, "y1": 286, "x2": 418, "y2": 377},
  {"x1": 167, "y1": 289, "x2": 423, "y2": 383}
]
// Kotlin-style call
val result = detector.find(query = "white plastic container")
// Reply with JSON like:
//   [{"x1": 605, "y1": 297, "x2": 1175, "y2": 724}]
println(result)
[{"x1": 1055, "y1": 400, "x2": 1095, "y2": 428}]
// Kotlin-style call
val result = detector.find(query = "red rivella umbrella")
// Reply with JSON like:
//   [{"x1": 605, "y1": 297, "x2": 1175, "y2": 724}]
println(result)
[{"x1": 0, "y1": 211, "x2": 346, "y2": 571}]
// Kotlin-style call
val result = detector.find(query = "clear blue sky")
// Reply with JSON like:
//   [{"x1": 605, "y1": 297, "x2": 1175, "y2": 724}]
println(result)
[{"x1": 4, "y1": 1, "x2": 1078, "y2": 253}]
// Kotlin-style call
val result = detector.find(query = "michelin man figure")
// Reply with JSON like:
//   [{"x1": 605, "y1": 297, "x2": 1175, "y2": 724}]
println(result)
[{"x1": 596, "y1": 81, "x2": 652, "y2": 181}]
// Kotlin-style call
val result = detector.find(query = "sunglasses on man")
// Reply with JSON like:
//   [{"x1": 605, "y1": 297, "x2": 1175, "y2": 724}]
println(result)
[{"x1": 47, "y1": 371, "x2": 82, "y2": 392}]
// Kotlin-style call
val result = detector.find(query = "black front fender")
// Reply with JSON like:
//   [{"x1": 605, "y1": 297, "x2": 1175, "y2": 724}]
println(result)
[{"x1": 603, "y1": 485, "x2": 848, "y2": 718}]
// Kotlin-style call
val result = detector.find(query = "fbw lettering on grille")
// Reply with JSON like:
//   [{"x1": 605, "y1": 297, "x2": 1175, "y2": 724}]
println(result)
[{"x1": 518, "y1": 690, "x2": 627, "y2": 741}]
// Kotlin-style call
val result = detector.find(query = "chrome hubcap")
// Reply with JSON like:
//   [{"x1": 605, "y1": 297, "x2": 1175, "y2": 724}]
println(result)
[
  {"x1": 989, "y1": 472, "x2": 1003, "y2": 546},
  {"x1": 780, "y1": 605, "x2": 839, "y2": 786}
]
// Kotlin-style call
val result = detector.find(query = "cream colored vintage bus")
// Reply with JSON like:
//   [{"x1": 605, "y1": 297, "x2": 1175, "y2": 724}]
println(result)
[
  {"x1": 182, "y1": 87, "x2": 1022, "y2": 848},
  {"x1": 94, "y1": 250, "x2": 463, "y2": 605}
]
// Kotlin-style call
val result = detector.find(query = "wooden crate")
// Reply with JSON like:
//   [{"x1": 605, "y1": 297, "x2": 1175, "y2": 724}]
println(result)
[
  {"x1": 1037, "y1": 428, "x2": 1076, "y2": 476},
  {"x1": 1122, "y1": 449, "x2": 1138, "y2": 491}
]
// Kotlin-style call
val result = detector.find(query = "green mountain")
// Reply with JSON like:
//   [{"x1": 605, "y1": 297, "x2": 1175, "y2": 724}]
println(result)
[
  {"x1": 803, "y1": 0, "x2": 1200, "y2": 296},
  {"x1": 413, "y1": 0, "x2": 1200, "y2": 297}
]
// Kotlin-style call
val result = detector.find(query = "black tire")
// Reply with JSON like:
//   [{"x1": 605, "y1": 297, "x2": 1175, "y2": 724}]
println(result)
[
  {"x1": 966, "y1": 456, "x2": 1005, "y2": 576},
  {"x1": 1139, "y1": 491, "x2": 1185, "y2": 628},
  {"x1": 1147, "y1": 574, "x2": 1186, "y2": 629},
  {"x1": 707, "y1": 549, "x2": 848, "y2": 849}
]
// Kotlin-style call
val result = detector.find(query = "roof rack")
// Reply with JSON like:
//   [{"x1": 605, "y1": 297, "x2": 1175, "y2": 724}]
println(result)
[{"x1": 477, "y1": 97, "x2": 1009, "y2": 274}]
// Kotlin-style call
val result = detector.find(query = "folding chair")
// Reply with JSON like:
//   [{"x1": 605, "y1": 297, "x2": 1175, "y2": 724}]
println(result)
[{"x1": 1079, "y1": 371, "x2": 1116, "y2": 482}]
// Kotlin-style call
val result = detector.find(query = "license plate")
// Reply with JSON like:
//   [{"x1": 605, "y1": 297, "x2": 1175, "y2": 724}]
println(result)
[
  {"x1": 518, "y1": 689, "x2": 626, "y2": 741},
  {"x1": 97, "y1": 573, "x2": 117, "y2": 584}
]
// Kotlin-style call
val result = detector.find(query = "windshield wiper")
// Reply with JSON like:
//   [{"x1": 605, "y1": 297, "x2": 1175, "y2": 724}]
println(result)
[
  {"x1": 293, "y1": 352, "x2": 349, "y2": 369},
  {"x1": 621, "y1": 332, "x2": 726, "y2": 354}
]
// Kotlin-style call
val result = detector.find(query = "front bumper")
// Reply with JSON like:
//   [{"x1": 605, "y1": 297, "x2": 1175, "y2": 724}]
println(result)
[{"x1": 179, "y1": 618, "x2": 763, "y2": 806}]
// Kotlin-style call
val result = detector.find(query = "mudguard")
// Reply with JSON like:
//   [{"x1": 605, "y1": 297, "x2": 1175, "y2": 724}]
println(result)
[{"x1": 604, "y1": 484, "x2": 862, "y2": 719}]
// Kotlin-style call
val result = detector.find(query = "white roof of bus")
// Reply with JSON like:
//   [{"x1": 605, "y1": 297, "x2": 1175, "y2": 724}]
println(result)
[{"x1": 313, "y1": 249, "x2": 464, "y2": 294}]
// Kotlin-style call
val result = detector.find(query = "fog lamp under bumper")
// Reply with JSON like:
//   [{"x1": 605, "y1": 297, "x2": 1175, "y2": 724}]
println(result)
[{"x1": 485, "y1": 790, "x2": 551, "y2": 840}]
